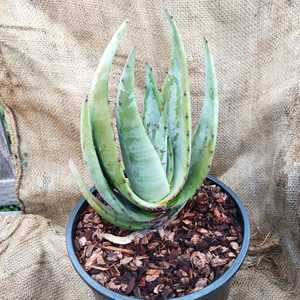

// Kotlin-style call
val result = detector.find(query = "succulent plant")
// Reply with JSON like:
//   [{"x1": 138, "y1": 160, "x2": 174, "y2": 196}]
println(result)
[{"x1": 70, "y1": 12, "x2": 218, "y2": 230}]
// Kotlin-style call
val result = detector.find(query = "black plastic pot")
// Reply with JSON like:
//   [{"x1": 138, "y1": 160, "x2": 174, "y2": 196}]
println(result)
[{"x1": 66, "y1": 175, "x2": 250, "y2": 300}]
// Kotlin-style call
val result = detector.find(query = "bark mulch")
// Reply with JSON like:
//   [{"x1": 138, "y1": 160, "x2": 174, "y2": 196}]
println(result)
[{"x1": 74, "y1": 180, "x2": 243, "y2": 299}]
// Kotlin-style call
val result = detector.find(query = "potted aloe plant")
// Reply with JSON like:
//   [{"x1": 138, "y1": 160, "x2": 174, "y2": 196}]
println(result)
[{"x1": 66, "y1": 12, "x2": 250, "y2": 300}]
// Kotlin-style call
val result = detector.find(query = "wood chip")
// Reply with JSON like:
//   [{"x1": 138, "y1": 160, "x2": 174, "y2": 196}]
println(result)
[
  {"x1": 92, "y1": 272, "x2": 109, "y2": 285},
  {"x1": 191, "y1": 234, "x2": 200, "y2": 245},
  {"x1": 120, "y1": 257, "x2": 133, "y2": 265},
  {"x1": 85, "y1": 245, "x2": 94, "y2": 258},
  {"x1": 193, "y1": 278, "x2": 208, "y2": 291},
  {"x1": 210, "y1": 256, "x2": 228, "y2": 267},
  {"x1": 85, "y1": 252, "x2": 98, "y2": 271},
  {"x1": 230, "y1": 241, "x2": 240, "y2": 251},
  {"x1": 132, "y1": 258, "x2": 143, "y2": 268},
  {"x1": 146, "y1": 269, "x2": 160, "y2": 276},
  {"x1": 153, "y1": 284, "x2": 165, "y2": 294},
  {"x1": 102, "y1": 245, "x2": 134, "y2": 255},
  {"x1": 96, "y1": 253, "x2": 106, "y2": 265},
  {"x1": 78, "y1": 236, "x2": 87, "y2": 247},
  {"x1": 190, "y1": 251, "x2": 207, "y2": 270},
  {"x1": 145, "y1": 274, "x2": 159, "y2": 282}
]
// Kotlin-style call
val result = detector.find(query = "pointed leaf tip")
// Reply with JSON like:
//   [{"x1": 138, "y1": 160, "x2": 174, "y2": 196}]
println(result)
[
  {"x1": 69, "y1": 158, "x2": 75, "y2": 171},
  {"x1": 121, "y1": 20, "x2": 129, "y2": 27},
  {"x1": 204, "y1": 39, "x2": 210, "y2": 51},
  {"x1": 164, "y1": 9, "x2": 173, "y2": 20}
]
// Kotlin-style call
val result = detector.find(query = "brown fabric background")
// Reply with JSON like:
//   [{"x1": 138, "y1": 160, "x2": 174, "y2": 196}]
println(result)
[{"x1": 0, "y1": 0, "x2": 299, "y2": 299}]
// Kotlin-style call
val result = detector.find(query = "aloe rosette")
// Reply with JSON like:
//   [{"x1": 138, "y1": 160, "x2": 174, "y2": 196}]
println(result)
[{"x1": 70, "y1": 12, "x2": 218, "y2": 230}]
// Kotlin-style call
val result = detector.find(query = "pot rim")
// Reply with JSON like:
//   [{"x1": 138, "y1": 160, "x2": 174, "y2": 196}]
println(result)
[{"x1": 66, "y1": 175, "x2": 250, "y2": 300}]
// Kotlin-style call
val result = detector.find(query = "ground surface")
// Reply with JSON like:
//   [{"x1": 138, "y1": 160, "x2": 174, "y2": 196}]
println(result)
[{"x1": 75, "y1": 181, "x2": 243, "y2": 299}]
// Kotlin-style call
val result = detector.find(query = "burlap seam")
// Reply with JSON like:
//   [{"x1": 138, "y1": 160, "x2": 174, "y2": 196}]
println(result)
[
  {"x1": 0, "y1": 215, "x2": 24, "y2": 243},
  {"x1": 0, "y1": 253, "x2": 68, "y2": 280}
]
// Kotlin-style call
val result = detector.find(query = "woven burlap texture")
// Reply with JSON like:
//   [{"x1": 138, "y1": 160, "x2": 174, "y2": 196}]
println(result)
[{"x1": 0, "y1": 0, "x2": 299, "y2": 299}]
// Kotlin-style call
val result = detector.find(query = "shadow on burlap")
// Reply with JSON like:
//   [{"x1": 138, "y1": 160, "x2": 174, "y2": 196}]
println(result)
[{"x1": 0, "y1": 1, "x2": 299, "y2": 299}]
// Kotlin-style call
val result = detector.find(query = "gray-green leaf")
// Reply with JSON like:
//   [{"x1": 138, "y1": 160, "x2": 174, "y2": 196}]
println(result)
[{"x1": 116, "y1": 50, "x2": 170, "y2": 202}]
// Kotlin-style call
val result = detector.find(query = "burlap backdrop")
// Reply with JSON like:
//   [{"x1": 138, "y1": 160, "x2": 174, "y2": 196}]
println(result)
[{"x1": 0, "y1": 1, "x2": 299, "y2": 299}]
